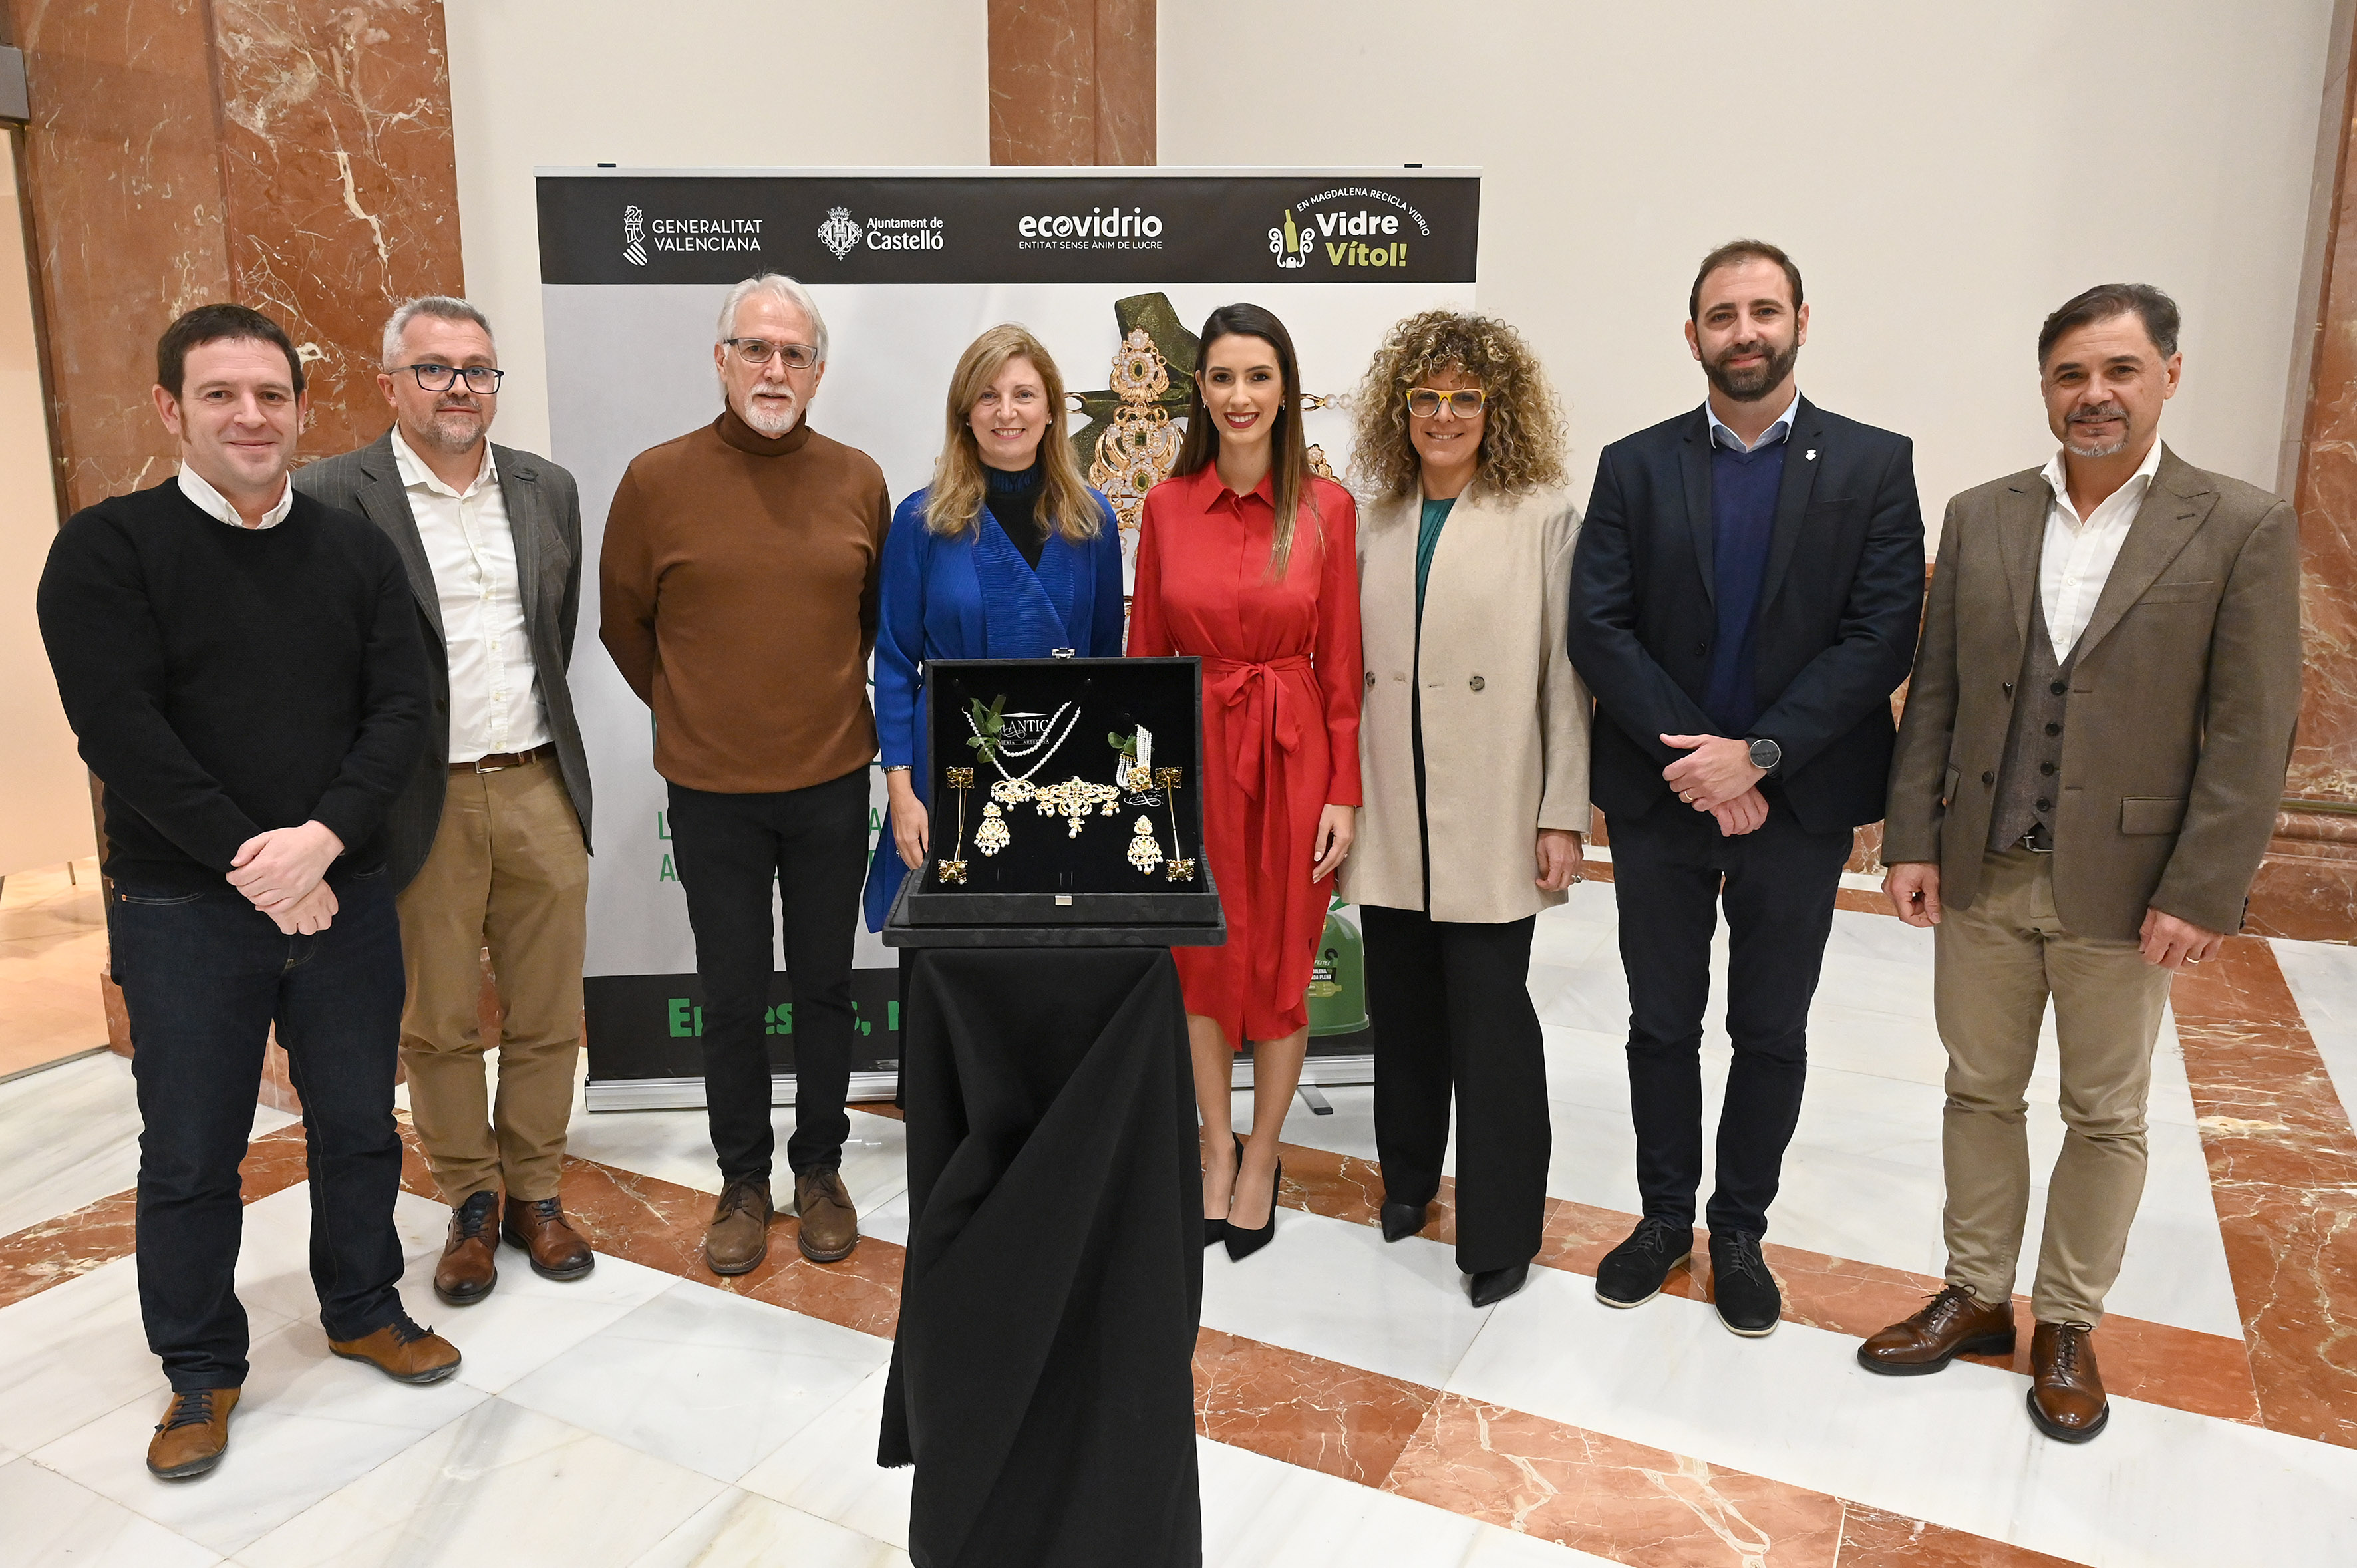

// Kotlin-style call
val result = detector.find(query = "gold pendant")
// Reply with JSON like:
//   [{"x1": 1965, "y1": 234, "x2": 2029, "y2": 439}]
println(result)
[
  {"x1": 975, "y1": 801, "x2": 1011, "y2": 856},
  {"x1": 1127, "y1": 816, "x2": 1164, "y2": 873}
]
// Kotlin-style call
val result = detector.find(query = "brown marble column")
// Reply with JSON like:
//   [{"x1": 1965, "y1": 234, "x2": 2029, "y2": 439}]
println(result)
[
  {"x1": 988, "y1": 0, "x2": 1155, "y2": 166},
  {"x1": 3, "y1": 0, "x2": 467, "y2": 1061},
  {"x1": 2262, "y1": 4, "x2": 2357, "y2": 942}
]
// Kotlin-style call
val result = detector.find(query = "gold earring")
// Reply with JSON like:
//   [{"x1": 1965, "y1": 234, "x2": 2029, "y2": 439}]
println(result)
[
  {"x1": 1127, "y1": 815, "x2": 1164, "y2": 873},
  {"x1": 976, "y1": 800, "x2": 1011, "y2": 856}
]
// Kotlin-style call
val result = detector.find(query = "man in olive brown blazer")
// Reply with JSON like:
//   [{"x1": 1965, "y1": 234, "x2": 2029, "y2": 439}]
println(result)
[{"x1": 1863, "y1": 284, "x2": 2300, "y2": 1444}]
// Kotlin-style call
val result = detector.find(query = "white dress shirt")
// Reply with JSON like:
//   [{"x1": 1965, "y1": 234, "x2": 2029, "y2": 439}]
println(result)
[
  {"x1": 1704, "y1": 387, "x2": 1802, "y2": 454},
  {"x1": 2036, "y1": 439, "x2": 2163, "y2": 662},
  {"x1": 178, "y1": 464, "x2": 293, "y2": 529},
  {"x1": 392, "y1": 426, "x2": 550, "y2": 762}
]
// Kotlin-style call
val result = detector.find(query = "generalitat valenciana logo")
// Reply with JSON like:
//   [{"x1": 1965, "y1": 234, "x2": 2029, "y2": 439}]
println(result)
[{"x1": 623, "y1": 205, "x2": 648, "y2": 267}]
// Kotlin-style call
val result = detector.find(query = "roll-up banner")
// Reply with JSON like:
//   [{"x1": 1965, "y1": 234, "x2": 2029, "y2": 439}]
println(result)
[{"x1": 539, "y1": 166, "x2": 1479, "y2": 1111}]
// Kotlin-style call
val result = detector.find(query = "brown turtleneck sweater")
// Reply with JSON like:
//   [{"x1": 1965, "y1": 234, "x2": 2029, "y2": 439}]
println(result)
[{"x1": 600, "y1": 408, "x2": 891, "y2": 793}]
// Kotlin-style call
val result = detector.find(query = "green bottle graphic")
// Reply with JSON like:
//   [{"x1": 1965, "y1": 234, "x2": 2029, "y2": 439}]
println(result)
[{"x1": 1306, "y1": 894, "x2": 1367, "y2": 1036}]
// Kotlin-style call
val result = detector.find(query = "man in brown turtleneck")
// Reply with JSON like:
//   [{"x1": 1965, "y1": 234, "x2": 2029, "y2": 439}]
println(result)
[{"x1": 600, "y1": 273, "x2": 889, "y2": 1274}]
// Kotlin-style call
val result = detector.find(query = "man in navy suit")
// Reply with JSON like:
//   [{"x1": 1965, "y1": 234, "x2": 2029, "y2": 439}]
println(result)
[{"x1": 1567, "y1": 240, "x2": 1925, "y2": 1336}]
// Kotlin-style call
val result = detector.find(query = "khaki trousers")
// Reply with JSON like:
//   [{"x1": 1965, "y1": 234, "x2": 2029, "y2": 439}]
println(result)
[
  {"x1": 1935, "y1": 845, "x2": 2172, "y2": 1324},
  {"x1": 396, "y1": 758, "x2": 588, "y2": 1203}
]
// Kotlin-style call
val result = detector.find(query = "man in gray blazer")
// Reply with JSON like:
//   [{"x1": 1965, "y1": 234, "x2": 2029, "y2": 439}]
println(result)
[
  {"x1": 295, "y1": 297, "x2": 597, "y2": 1307},
  {"x1": 1863, "y1": 284, "x2": 2300, "y2": 1442}
]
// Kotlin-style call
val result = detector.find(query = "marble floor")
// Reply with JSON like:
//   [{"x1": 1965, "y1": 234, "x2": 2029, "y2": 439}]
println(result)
[
  {"x1": 0, "y1": 857, "x2": 109, "y2": 1082},
  {"x1": 3, "y1": 883, "x2": 2354, "y2": 1565}
]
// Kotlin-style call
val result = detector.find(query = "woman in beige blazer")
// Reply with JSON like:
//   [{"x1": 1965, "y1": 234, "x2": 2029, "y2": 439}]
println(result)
[{"x1": 1342, "y1": 310, "x2": 1591, "y2": 1308}]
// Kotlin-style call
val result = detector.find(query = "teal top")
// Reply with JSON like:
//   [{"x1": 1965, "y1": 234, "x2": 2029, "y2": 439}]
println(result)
[{"x1": 1415, "y1": 496, "x2": 1457, "y2": 621}]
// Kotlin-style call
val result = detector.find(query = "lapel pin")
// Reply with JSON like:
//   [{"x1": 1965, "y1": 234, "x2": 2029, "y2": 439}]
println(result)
[{"x1": 1805, "y1": 448, "x2": 1817, "y2": 461}]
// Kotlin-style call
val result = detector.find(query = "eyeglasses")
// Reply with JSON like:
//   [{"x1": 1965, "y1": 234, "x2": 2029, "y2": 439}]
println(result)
[
  {"x1": 397, "y1": 363, "x2": 504, "y2": 395},
  {"x1": 724, "y1": 338, "x2": 822, "y2": 370},
  {"x1": 1407, "y1": 387, "x2": 1486, "y2": 418}
]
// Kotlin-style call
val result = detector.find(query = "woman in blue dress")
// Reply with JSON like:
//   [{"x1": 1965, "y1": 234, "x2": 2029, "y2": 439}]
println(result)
[{"x1": 864, "y1": 323, "x2": 1126, "y2": 933}]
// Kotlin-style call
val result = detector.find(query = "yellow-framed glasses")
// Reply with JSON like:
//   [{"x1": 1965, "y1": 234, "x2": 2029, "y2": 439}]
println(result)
[{"x1": 1407, "y1": 387, "x2": 1486, "y2": 418}]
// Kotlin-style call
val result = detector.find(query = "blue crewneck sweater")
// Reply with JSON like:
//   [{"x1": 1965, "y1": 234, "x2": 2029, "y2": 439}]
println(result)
[{"x1": 1702, "y1": 440, "x2": 1785, "y2": 735}]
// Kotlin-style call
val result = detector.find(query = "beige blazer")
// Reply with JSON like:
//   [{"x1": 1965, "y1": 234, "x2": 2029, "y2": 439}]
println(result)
[
  {"x1": 1343, "y1": 482, "x2": 1593, "y2": 923},
  {"x1": 1883, "y1": 446, "x2": 2302, "y2": 941}
]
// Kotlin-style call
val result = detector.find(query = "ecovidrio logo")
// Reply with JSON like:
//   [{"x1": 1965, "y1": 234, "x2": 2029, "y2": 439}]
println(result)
[
  {"x1": 1016, "y1": 205, "x2": 1164, "y2": 251},
  {"x1": 1279, "y1": 186, "x2": 1433, "y2": 272}
]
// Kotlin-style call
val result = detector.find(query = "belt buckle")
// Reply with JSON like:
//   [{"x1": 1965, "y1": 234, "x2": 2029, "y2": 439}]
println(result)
[
  {"x1": 472, "y1": 752, "x2": 511, "y2": 775},
  {"x1": 2021, "y1": 826, "x2": 2053, "y2": 854}
]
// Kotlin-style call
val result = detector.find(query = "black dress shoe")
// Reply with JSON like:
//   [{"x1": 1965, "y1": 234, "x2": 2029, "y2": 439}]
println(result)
[
  {"x1": 1594, "y1": 1216, "x2": 1693, "y2": 1308},
  {"x1": 1709, "y1": 1230, "x2": 1781, "y2": 1337},
  {"x1": 1468, "y1": 1261, "x2": 1529, "y2": 1307},
  {"x1": 1224, "y1": 1136, "x2": 1280, "y2": 1262},
  {"x1": 1380, "y1": 1200, "x2": 1428, "y2": 1243}
]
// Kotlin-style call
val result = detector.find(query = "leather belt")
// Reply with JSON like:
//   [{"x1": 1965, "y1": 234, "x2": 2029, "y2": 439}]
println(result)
[{"x1": 452, "y1": 745, "x2": 550, "y2": 774}]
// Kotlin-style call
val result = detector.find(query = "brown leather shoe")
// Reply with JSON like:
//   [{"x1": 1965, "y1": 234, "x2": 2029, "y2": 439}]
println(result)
[
  {"x1": 330, "y1": 1315, "x2": 462, "y2": 1385},
  {"x1": 1858, "y1": 1284, "x2": 2016, "y2": 1376},
  {"x1": 146, "y1": 1386, "x2": 238, "y2": 1480},
  {"x1": 2028, "y1": 1321, "x2": 2109, "y2": 1442},
  {"x1": 794, "y1": 1168, "x2": 860, "y2": 1263},
  {"x1": 502, "y1": 1194, "x2": 595, "y2": 1281},
  {"x1": 434, "y1": 1190, "x2": 500, "y2": 1305},
  {"x1": 705, "y1": 1179, "x2": 774, "y2": 1275}
]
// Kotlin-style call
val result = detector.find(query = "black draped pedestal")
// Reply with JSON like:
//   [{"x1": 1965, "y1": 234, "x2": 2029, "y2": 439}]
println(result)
[{"x1": 877, "y1": 945, "x2": 1203, "y2": 1568}]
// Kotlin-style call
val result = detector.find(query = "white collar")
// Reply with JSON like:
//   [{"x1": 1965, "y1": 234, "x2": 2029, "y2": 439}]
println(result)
[
  {"x1": 391, "y1": 424, "x2": 497, "y2": 500},
  {"x1": 2039, "y1": 437, "x2": 2163, "y2": 522},
  {"x1": 177, "y1": 462, "x2": 293, "y2": 530},
  {"x1": 1705, "y1": 387, "x2": 1802, "y2": 454}
]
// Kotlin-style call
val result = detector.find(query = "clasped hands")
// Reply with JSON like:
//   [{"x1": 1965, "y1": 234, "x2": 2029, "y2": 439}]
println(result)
[
  {"x1": 227, "y1": 820, "x2": 345, "y2": 935},
  {"x1": 1661, "y1": 734, "x2": 1768, "y2": 838}
]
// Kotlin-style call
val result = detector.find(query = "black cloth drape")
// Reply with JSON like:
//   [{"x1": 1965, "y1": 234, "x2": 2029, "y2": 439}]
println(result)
[{"x1": 879, "y1": 946, "x2": 1202, "y2": 1568}]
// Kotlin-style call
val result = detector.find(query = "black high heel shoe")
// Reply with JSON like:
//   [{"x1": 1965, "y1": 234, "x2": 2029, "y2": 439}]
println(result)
[
  {"x1": 1223, "y1": 1134, "x2": 1281, "y2": 1262},
  {"x1": 1203, "y1": 1134, "x2": 1236, "y2": 1247}
]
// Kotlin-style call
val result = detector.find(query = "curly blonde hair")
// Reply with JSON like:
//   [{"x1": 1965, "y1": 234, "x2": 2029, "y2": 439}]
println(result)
[{"x1": 1349, "y1": 310, "x2": 1567, "y2": 502}]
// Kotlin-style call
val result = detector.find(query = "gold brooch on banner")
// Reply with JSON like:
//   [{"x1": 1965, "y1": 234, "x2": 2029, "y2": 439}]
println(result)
[{"x1": 1088, "y1": 329, "x2": 1185, "y2": 536}]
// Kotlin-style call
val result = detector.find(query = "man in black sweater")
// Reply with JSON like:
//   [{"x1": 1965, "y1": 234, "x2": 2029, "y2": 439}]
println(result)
[{"x1": 37, "y1": 304, "x2": 456, "y2": 1483}]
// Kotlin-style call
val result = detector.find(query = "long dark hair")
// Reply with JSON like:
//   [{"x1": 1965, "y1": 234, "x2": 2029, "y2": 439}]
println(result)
[{"x1": 1174, "y1": 303, "x2": 1319, "y2": 577}]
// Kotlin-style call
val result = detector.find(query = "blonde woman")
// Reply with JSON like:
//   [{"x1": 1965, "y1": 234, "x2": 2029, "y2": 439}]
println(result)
[
  {"x1": 863, "y1": 325, "x2": 1125, "y2": 931},
  {"x1": 1343, "y1": 310, "x2": 1589, "y2": 1308}
]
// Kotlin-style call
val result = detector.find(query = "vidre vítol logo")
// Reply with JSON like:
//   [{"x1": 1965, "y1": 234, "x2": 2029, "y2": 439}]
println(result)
[
  {"x1": 623, "y1": 205, "x2": 648, "y2": 267},
  {"x1": 1289, "y1": 186, "x2": 1432, "y2": 271},
  {"x1": 817, "y1": 207, "x2": 860, "y2": 260},
  {"x1": 1269, "y1": 208, "x2": 1312, "y2": 269}
]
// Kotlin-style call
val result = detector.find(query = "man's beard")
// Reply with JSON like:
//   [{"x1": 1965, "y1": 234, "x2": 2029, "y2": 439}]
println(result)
[
  {"x1": 1703, "y1": 335, "x2": 1800, "y2": 403},
  {"x1": 2064, "y1": 402, "x2": 2131, "y2": 460},
  {"x1": 739, "y1": 383, "x2": 802, "y2": 436},
  {"x1": 406, "y1": 403, "x2": 484, "y2": 454}
]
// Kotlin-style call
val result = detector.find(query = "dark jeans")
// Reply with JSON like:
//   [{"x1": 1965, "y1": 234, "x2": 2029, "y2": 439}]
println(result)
[
  {"x1": 668, "y1": 770, "x2": 867, "y2": 1183},
  {"x1": 110, "y1": 872, "x2": 408, "y2": 1392},
  {"x1": 1363, "y1": 906, "x2": 1549, "y2": 1274},
  {"x1": 1607, "y1": 796, "x2": 1852, "y2": 1237}
]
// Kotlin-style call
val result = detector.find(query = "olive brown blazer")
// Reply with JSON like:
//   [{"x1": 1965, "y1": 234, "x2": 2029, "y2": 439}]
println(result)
[
  {"x1": 1882, "y1": 445, "x2": 2300, "y2": 941},
  {"x1": 1343, "y1": 482, "x2": 1593, "y2": 924}
]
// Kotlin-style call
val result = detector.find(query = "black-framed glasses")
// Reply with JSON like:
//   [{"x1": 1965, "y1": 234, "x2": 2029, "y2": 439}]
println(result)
[
  {"x1": 1407, "y1": 387, "x2": 1486, "y2": 418},
  {"x1": 724, "y1": 338, "x2": 821, "y2": 370},
  {"x1": 399, "y1": 363, "x2": 505, "y2": 394}
]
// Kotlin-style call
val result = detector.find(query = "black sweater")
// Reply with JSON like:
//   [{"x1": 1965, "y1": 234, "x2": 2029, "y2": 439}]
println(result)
[{"x1": 37, "y1": 479, "x2": 430, "y2": 895}]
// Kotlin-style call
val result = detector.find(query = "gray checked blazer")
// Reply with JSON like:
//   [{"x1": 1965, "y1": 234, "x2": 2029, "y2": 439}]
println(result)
[{"x1": 293, "y1": 431, "x2": 593, "y2": 891}]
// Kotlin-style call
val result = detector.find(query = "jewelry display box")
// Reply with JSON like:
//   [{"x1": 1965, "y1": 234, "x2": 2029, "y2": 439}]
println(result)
[{"x1": 885, "y1": 656, "x2": 1224, "y2": 947}]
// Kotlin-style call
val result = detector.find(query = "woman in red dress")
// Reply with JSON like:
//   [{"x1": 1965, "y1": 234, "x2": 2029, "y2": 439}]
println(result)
[{"x1": 1127, "y1": 303, "x2": 1362, "y2": 1261}]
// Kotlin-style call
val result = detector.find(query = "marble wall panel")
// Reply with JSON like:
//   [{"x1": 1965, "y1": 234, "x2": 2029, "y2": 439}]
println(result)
[{"x1": 987, "y1": 0, "x2": 1155, "y2": 166}]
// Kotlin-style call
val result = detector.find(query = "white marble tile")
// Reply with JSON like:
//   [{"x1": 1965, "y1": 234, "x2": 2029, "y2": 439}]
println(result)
[
  {"x1": 1445, "y1": 1263, "x2": 2357, "y2": 1567},
  {"x1": 563, "y1": 1106, "x2": 909, "y2": 1217},
  {"x1": 0, "y1": 1254, "x2": 294, "y2": 1456},
  {"x1": 408, "y1": 1238, "x2": 677, "y2": 1396},
  {"x1": 501, "y1": 1279, "x2": 888, "y2": 1484},
  {"x1": 234, "y1": 1397, "x2": 724, "y2": 1568},
  {"x1": 229, "y1": 1187, "x2": 450, "y2": 1333},
  {"x1": 2275, "y1": 935, "x2": 2357, "y2": 1128},
  {"x1": 1199, "y1": 1209, "x2": 1492, "y2": 1392},
  {"x1": 736, "y1": 1362, "x2": 913, "y2": 1549},
  {"x1": 31, "y1": 1318, "x2": 486, "y2": 1556},
  {"x1": 0, "y1": 1051, "x2": 295, "y2": 1239},
  {"x1": 1198, "y1": 1436, "x2": 1613, "y2": 1566},
  {"x1": 627, "y1": 1488, "x2": 911, "y2": 1568},
  {"x1": 0, "y1": 1456, "x2": 223, "y2": 1567}
]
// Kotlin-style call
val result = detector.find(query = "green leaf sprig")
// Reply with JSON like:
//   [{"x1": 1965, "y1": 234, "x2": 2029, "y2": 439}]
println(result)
[{"x1": 965, "y1": 695, "x2": 1008, "y2": 763}]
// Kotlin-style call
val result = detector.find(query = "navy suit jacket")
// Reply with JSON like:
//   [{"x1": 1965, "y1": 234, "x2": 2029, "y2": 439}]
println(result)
[{"x1": 1567, "y1": 397, "x2": 1925, "y2": 835}]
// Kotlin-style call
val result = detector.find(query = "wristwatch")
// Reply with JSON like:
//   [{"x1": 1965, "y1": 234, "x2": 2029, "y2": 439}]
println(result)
[{"x1": 1745, "y1": 736, "x2": 1782, "y2": 772}]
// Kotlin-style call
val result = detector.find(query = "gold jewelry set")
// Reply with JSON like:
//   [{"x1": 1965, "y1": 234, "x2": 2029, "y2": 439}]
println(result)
[{"x1": 936, "y1": 764, "x2": 1194, "y2": 884}]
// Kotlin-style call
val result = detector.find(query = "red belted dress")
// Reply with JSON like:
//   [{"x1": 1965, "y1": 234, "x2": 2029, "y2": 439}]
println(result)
[{"x1": 1126, "y1": 464, "x2": 1363, "y2": 1046}]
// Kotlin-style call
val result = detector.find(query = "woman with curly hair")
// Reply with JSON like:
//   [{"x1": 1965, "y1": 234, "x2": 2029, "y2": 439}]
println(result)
[{"x1": 1341, "y1": 309, "x2": 1591, "y2": 1307}]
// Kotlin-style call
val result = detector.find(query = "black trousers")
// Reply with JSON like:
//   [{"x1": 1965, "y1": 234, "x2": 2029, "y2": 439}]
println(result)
[
  {"x1": 109, "y1": 873, "x2": 408, "y2": 1391},
  {"x1": 1363, "y1": 905, "x2": 1549, "y2": 1274},
  {"x1": 1607, "y1": 796, "x2": 1852, "y2": 1237},
  {"x1": 667, "y1": 769, "x2": 869, "y2": 1183}
]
